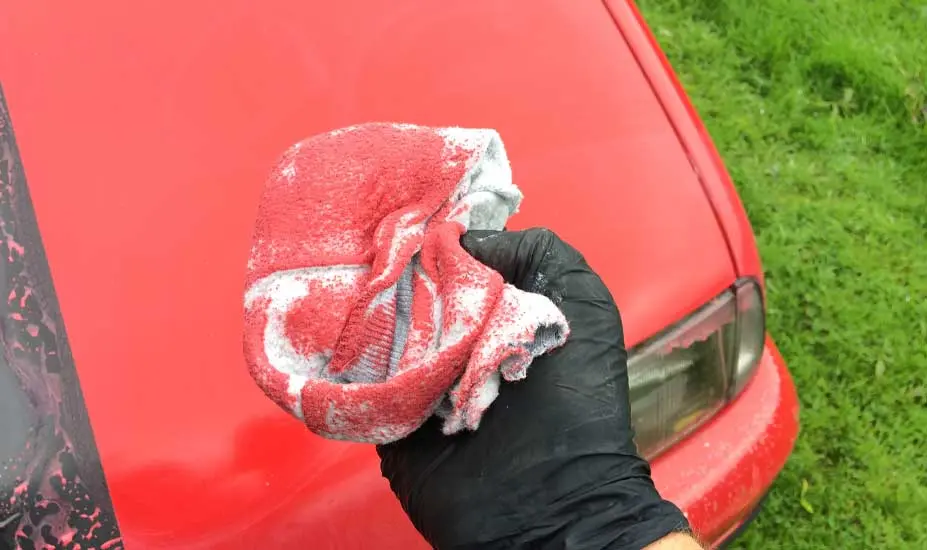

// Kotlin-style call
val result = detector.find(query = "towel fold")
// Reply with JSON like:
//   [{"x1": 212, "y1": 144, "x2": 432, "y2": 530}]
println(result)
[{"x1": 243, "y1": 123, "x2": 569, "y2": 443}]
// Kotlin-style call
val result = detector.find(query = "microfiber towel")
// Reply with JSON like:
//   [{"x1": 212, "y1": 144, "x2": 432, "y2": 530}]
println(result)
[{"x1": 243, "y1": 123, "x2": 569, "y2": 443}]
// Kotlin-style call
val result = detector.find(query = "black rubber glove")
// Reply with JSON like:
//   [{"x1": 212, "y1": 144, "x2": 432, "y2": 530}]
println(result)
[{"x1": 377, "y1": 228, "x2": 690, "y2": 549}]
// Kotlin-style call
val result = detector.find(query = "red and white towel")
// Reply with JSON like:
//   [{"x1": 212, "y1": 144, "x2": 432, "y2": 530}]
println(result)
[{"x1": 243, "y1": 123, "x2": 569, "y2": 443}]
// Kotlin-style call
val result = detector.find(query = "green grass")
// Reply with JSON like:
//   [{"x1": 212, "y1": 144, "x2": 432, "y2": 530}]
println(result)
[{"x1": 635, "y1": 0, "x2": 927, "y2": 547}]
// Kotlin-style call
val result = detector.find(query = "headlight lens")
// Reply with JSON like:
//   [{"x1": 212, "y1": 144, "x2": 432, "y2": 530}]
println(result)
[{"x1": 628, "y1": 278, "x2": 765, "y2": 458}]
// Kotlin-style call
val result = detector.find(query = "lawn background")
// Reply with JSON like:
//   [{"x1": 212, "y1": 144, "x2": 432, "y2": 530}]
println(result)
[{"x1": 635, "y1": 0, "x2": 927, "y2": 547}]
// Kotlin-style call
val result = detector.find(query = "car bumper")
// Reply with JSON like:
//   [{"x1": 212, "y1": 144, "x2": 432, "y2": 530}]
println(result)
[
  {"x1": 716, "y1": 491, "x2": 768, "y2": 548},
  {"x1": 650, "y1": 336, "x2": 799, "y2": 546}
]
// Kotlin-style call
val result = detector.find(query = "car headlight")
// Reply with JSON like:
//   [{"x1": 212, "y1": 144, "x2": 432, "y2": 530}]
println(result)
[{"x1": 628, "y1": 278, "x2": 765, "y2": 458}]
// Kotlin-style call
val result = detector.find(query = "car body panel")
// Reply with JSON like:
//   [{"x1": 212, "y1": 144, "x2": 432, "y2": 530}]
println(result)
[
  {"x1": 0, "y1": 0, "x2": 796, "y2": 548},
  {"x1": 606, "y1": 0, "x2": 765, "y2": 284}
]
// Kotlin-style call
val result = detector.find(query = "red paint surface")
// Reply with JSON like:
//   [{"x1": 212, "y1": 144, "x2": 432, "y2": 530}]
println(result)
[
  {"x1": 607, "y1": 0, "x2": 766, "y2": 287},
  {"x1": 0, "y1": 0, "x2": 798, "y2": 547}
]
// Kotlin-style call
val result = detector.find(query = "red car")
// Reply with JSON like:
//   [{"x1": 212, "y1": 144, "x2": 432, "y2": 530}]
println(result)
[{"x1": 0, "y1": 0, "x2": 798, "y2": 548}]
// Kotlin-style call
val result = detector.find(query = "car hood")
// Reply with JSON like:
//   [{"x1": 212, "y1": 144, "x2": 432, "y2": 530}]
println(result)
[{"x1": 1, "y1": 0, "x2": 735, "y2": 546}]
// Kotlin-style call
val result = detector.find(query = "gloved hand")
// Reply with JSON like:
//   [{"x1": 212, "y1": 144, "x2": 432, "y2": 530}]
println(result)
[{"x1": 377, "y1": 228, "x2": 690, "y2": 550}]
